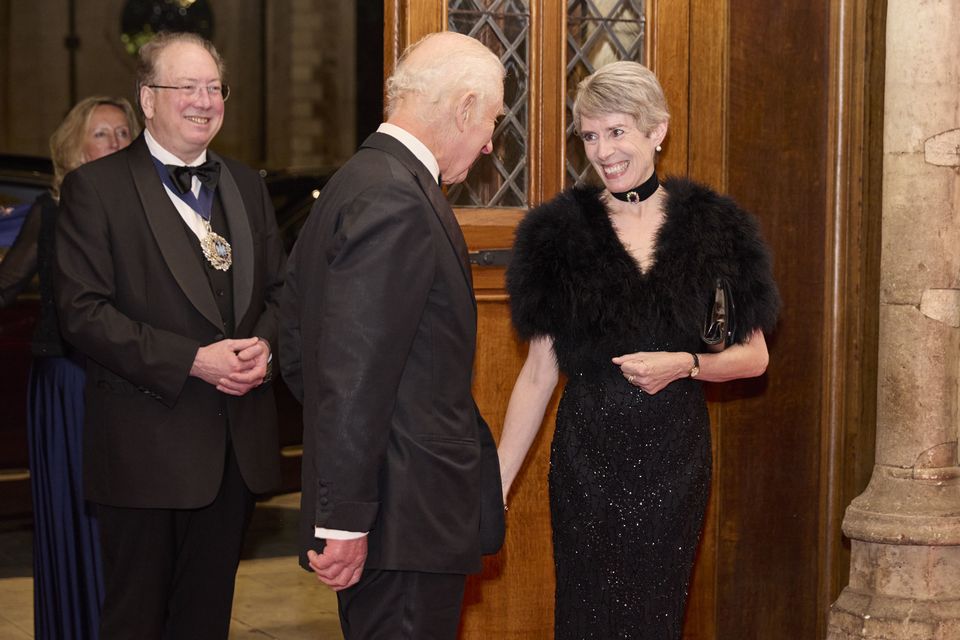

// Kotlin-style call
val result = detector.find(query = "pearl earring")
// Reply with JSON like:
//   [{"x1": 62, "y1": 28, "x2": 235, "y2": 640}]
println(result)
[{"x1": 656, "y1": 144, "x2": 662, "y2": 153}]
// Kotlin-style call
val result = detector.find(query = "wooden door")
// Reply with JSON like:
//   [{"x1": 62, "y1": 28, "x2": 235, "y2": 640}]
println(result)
[{"x1": 386, "y1": 2, "x2": 701, "y2": 637}]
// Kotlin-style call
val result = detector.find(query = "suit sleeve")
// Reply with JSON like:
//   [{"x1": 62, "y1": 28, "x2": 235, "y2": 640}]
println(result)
[
  {"x1": 279, "y1": 248, "x2": 304, "y2": 403},
  {"x1": 248, "y1": 174, "x2": 285, "y2": 354},
  {"x1": 54, "y1": 169, "x2": 200, "y2": 405},
  {"x1": 310, "y1": 179, "x2": 434, "y2": 533}
]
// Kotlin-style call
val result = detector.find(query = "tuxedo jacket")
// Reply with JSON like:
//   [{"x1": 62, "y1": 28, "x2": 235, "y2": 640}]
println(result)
[
  {"x1": 55, "y1": 135, "x2": 284, "y2": 509},
  {"x1": 280, "y1": 132, "x2": 502, "y2": 575}
]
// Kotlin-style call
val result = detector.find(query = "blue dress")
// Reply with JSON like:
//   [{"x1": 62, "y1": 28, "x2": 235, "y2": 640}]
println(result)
[{"x1": 0, "y1": 192, "x2": 103, "y2": 639}]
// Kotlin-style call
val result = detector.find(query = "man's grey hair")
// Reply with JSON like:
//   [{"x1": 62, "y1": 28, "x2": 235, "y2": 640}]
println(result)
[
  {"x1": 136, "y1": 32, "x2": 226, "y2": 92},
  {"x1": 385, "y1": 32, "x2": 505, "y2": 122}
]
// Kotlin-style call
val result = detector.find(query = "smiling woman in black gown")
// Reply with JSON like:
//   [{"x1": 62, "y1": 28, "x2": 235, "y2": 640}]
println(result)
[{"x1": 498, "y1": 62, "x2": 780, "y2": 639}]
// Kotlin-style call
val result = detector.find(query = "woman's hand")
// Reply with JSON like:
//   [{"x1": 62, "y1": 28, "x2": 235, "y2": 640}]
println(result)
[
  {"x1": 612, "y1": 351, "x2": 692, "y2": 394},
  {"x1": 613, "y1": 330, "x2": 770, "y2": 393}
]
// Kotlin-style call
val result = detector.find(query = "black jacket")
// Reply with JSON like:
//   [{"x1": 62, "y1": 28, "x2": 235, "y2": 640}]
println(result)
[
  {"x1": 280, "y1": 132, "x2": 503, "y2": 575},
  {"x1": 55, "y1": 135, "x2": 285, "y2": 508}
]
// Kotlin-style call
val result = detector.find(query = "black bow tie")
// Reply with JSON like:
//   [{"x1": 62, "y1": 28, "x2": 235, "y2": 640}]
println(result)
[{"x1": 165, "y1": 160, "x2": 220, "y2": 195}]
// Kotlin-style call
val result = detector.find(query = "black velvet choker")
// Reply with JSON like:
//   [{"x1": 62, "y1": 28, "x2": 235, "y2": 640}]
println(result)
[{"x1": 610, "y1": 170, "x2": 659, "y2": 204}]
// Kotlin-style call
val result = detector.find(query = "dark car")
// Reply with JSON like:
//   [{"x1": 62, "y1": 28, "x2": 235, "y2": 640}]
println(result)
[
  {"x1": 0, "y1": 154, "x2": 53, "y2": 249},
  {"x1": 0, "y1": 155, "x2": 52, "y2": 206},
  {"x1": 260, "y1": 168, "x2": 333, "y2": 253},
  {"x1": 0, "y1": 155, "x2": 330, "y2": 517}
]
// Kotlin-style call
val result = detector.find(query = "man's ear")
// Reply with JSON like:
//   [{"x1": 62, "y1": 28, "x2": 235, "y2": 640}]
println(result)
[
  {"x1": 140, "y1": 84, "x2": 155, "y2": 120},
  {"x1": 455, "y1": 93, "x2": 477, "y2": 133}
]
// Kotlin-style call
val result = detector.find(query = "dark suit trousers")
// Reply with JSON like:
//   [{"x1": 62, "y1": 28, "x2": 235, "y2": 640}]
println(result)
[
  {"x1": 95, "y1": 444, "x2": 254, "y2": 640},
  {"x1": 337, "y1": 568, "x2": 466, "y2": 640}
]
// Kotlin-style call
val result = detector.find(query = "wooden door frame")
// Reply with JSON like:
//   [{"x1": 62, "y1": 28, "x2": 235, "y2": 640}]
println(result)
[
  {"x1": 817, "y1": 0, "x2": 884, "y2": 635},
  {"x1": 685, "y1": 3, "x2": 726, "y2": 636}
]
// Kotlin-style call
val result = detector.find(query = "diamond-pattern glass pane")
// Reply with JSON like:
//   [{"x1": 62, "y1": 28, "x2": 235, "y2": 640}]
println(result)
[
  {"x1": 565, "y1": 0, "x2": 646, "y2": 188},
  {"x1": 447, "y1": 0, "x2": 530, "y2": 208}
]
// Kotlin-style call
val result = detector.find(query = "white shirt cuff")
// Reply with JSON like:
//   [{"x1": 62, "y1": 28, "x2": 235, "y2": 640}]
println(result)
[{"x1": 316, "y1": 527, "x2": 368, "y2": 540}]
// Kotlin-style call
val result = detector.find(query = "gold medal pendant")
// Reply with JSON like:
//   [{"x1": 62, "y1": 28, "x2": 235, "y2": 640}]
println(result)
[{"x1": 200, "y1": 219, "x2": 232, "y2": 271}]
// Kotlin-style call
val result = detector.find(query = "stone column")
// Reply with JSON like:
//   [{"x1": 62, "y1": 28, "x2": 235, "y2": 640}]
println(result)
[
  {"x1": 288, "y1": 0, "x2": 356, "y2": 169},
  {"x1": 827, "y1": 1, "x2": 960, "y2": 638}
]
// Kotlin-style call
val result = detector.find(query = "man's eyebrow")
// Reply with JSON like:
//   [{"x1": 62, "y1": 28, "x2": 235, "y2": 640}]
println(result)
[{"x1": 169, "y1": 76, "x2": 220, "y2": 83}]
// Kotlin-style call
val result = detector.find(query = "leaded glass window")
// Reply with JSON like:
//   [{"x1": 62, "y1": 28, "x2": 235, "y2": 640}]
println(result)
[
  {"x1": 566, "y1": 0, "x2": 646, "y2": 187},
  {"x1": 447, "y1": 0, "x2": 530, "y2": 208}
]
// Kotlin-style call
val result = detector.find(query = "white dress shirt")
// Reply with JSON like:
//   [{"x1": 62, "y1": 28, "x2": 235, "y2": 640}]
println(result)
[{"x1": 143, "y1": 129, "x2": 211, "y2": 239}]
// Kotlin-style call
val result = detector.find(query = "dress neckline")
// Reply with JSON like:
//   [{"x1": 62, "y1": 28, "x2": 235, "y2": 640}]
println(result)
[{"x1": 600, "y1": 187, "x2": 672, "y2": 278}]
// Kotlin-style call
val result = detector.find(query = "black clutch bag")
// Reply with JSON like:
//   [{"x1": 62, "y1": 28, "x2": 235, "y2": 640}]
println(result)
[{"x1": 701, "y1": 277, "x2": 737, "y2": 352}]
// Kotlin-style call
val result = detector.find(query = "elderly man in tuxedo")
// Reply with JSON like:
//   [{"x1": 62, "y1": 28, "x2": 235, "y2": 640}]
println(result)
[
  {"x1": 55, "y1": 32, "x2": 284, "y2": 640},
  {"x1": 280, "y1": 31, "x2": 506, "y2": 640}
]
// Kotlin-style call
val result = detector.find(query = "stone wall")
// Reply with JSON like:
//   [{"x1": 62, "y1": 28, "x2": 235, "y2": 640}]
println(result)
[{"x1": 0, "y1": 0, "x2": 358, "y2": 170}]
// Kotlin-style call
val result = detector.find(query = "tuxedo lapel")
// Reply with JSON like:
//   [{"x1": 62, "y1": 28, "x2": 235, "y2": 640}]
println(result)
[
  {"x1": 361, "y1": 133, "x2": 475, "y2": 306},
  {"x1": 128, "y1": 137, "x2": 223, "y2": 330},
  {"x1": 209, "y1": 152, "x2": 254, "y2": 326},
  {"x1": 417, "y1": 172, "x2": 473, "y2": 289}
]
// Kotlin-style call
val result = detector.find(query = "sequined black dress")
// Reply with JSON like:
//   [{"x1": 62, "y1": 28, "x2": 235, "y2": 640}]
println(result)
[{"x1": 506, "y1": 179, "x2": 779, "y2": 639}]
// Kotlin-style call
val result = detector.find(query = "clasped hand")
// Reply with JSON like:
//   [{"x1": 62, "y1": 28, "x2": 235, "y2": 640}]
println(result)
[
  {"x1": 307, "y1": 538, "x2": 367, "y2": 591},
  {"x1": 190, "y1": 337, "x2": 270, "y2": 396},
  {"x1": 612, "y1": 351, "x2": 689, "y2": 395}
]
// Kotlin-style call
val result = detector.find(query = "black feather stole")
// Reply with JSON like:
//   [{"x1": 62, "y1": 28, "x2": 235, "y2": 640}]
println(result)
[{"x1": 506, "y1": 177, "x2": 780, "y2": 376}]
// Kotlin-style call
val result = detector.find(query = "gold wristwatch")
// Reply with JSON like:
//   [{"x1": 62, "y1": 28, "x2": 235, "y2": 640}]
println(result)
[{"x1": 689, "y1": 352, "x2": 700, "y2": 378}]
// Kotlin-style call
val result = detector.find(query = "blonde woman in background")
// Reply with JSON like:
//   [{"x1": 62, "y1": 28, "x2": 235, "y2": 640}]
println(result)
[{"x1": 0, "y1": 96, "x2": 138, "y2": 640}]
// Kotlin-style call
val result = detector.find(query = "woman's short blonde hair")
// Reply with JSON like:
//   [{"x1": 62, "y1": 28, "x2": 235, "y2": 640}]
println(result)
[
  {"x1": 49, "y1": 96, "x2": 140, "y2": 198},
  {"x1": 572, "y1": 61, "x2": 670, "y2": 135}
]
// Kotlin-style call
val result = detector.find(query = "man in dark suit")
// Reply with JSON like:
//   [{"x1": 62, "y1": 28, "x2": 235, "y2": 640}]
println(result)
[
  {"x1": 279, "y1": 31, "x2": 505, "y2": 639},
  {"x1": 55, "y1": 32, "x2": 284, "y2": 640}
]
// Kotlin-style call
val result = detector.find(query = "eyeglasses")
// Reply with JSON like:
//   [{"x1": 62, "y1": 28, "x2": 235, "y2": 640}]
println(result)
[{"x1": 147, "y1": 83, "x2": 231, "y2": 102}]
